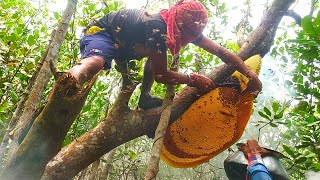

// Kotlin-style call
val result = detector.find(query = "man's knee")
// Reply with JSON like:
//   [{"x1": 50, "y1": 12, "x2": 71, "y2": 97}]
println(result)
[{"x1": 78, "y1": 56, "x2": 104, "y2": 73}]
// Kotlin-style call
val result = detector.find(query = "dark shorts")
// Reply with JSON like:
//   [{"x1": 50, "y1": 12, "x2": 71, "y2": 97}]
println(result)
[{"x1": 79, "y1": 30, "x2": 118, "y2": 69}]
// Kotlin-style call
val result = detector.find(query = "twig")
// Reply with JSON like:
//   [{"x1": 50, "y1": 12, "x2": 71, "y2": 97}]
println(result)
[
  {"x1": 309, "y1": 0, "x2": 316, "y2": 16},
  {"x1": 145, "y1": 54, "x2": 179, "y2": 180},
  {"x1": 194, "y1": 54, "x2": 205, "y2": 75}
]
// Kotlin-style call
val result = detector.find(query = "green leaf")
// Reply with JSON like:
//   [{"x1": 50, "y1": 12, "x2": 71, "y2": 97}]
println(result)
[
  {"x1": 283, "y1": 145, "x2": 295, "y2": 156},
  {"x1": 264, "y1": 107, "x2": 271, "y2": 116},
  {"x1": 41, "y1": 26, "x2": 46, "y2": 32},
  {"x1": 295, "y1": 157, "x2": 307, "y2": 164},
  {"x1": 128, "y1": 150, "x2": 138, "y2": 159},
  {"x1": 270, "y1": 122, "x2": 277, "y2": 127},
  {"x1": 258, "y1": 111, "x2": 270, "y2": 120},
  {"x1": 284, "y1": 80, "x2": 293, "y2": 86},
  {"x1": 257, "y1": 120, "x2": 267, "y2": 123},
  {"x1": 27, "y1": 35, "x2": 35, "y2": 46},
  {"x1": 10, "y1": 33, "x2": 16, "y2": 42},
  {"x1": 274, "y1": 108, "x2": 285, "y2": 119},
  {"x1": 16, "y1": 27, "x2": 23, "y2": 34},
  {"x1": 11, "y1": 12, "x2": 18, "y2": 19},
  {"x1": 311, "y1": 162, "x2": 320, "y2": 171},
  {"x1": 34, "y1": 29, "x2": 39, "y2": 39},
  {"x1": 272, "y1": 102, "x2": 279, "y2": 113},
  {"x1": 88, "y1": 3, "x2": 95, "y2": 11},
  {"x1": 54, "y1": 12, "x2": 60, "y2": 20},
  {"x1": 302, "y1": 15, "x2": 316, "y2": 36}
]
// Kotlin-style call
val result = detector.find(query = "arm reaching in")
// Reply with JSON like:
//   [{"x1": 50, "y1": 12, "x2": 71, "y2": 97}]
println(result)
[
  {"x1": 238, "y1": 139, "x2": 273, "y2": 180},
  {"x1": 237, "y1": 139, "x2": 271, "y2": 158},
  {"x1": 149, "y1": 52, "x2": 215, "y2": 93},
  {"x1": 195, "y1": 36, "x2": 262, "y2": 96}
]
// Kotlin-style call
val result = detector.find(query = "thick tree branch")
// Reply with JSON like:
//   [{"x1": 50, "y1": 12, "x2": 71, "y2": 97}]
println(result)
[
  {"x1": 43, "y1": 0, "x2": 295, "y2": 179},
  {"x1": 145, "y1": 55, "x2": 179, "y2": 180},
  {"x1": 0, "y1": 1, "x2": 80, "y2": 180},
  {"x1": 11, "y1": 0, "x2": 78, "y2": 149},
  {"x1": 286, "y1": 10, "x2": 302, "y2": 25},
  {"x1": 1, "y1": 73, "x2": 96, "y2": 180},
  {"x1": 0, "y1": 30, "x2": 56, "y2": 168},
  {"x1": 209, "y1": 0, "x2": 295, "y2": 83}
]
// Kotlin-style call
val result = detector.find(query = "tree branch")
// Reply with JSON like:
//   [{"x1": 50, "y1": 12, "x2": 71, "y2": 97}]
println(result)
[
  {"x1": 286, "y1": 10, "x2": 302, "y2": 25},
  {"x1": 309, "y1": 0, "x2": 316, "y2": 16},
  {"x1": 145, "y1": 55, "x2": 179, "y2": 180},
  {"x1": 0, "y1": 1, "x2": 80, "y2": 179}
]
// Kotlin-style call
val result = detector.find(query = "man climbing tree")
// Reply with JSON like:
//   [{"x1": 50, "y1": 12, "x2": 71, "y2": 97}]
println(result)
[
  {"x1": 5, "y1": 0, "x2": 297, "y2": 179},
  {"x1": 69, "y1": 0, "x2": 262, "y2": 109}
]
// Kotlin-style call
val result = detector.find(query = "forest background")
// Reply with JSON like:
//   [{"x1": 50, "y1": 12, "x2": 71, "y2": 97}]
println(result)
[{"x1": 0, "y1": 0, "x2": 319, "y2": 179}]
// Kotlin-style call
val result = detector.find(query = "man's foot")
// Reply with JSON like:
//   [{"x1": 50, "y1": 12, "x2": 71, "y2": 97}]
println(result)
[{"x1": 138, "y1": 93, "x2": 163, "y2": 110}]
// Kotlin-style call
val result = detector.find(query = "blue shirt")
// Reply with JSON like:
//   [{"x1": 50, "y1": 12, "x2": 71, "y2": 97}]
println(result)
[{"x1": 247, "y1": 163, "x2": 273, "y2": 180}]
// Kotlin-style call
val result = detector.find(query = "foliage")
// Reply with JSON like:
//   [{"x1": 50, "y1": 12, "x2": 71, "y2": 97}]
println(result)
[
  {"x1": 0, "y1": 0, "x2": 51, "y2": 139},
  {"x1": 0, "y1": 0, "x2": 319, "y2": 179},
  {"x1": 257, "y1": 11, "x2": 320, "y2": 178},
  {"x1": 281, "y1": 11, "x2": 320, "y2": 177}
]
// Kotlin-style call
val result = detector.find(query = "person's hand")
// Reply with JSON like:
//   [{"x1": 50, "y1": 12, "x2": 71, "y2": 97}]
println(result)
[
  {"x1": 237, "y1": 139, "x2": 270, "y2": 159},
  {"x1": 245, "y1": 71, "x2": 262, "y2": 97},
  {"x1": 188, "y1": 73, "x2": 216, "y2": 93}
]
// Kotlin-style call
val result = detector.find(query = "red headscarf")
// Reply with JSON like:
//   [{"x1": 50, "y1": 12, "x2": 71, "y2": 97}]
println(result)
[{"x1": 160, "y1": 0, "x2": 208, "y2": 55}]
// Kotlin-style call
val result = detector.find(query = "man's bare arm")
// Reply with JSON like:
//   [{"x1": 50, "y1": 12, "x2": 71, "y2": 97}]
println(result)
[
  {"x1": 195, "y1": 36, "x2": 262, "y2": 95},
  {"x1": 149, "y1": 52, "x2": 215, "y2": 92}
]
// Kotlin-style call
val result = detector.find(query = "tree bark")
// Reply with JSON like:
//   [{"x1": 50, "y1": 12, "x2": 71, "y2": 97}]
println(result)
[
  {"x1": 77, "y1": 167, "x2": 88, "y2": 180},
  {"x1": 145, "y1": 55, "x2": 179, "y2": 180},
  {"x1": 0, "y1": 72, "x2": 96, "y2": 180},
  {"x1": 42, "y1": 0, "x2": 295, "y2": 179},
  {"x1": 0, "y1": 37, "x2": 50, "y2": 168},
  {"x1": 88, "y1": 160, "x2": 101, "y2": 180},
  {"x1": 0, "y1": 1, "x2": 79, "y2": 179},
  {"x1": 98, "y1": 149, "x2": 116, "y2": 180},
  {"x1": 12, "y1": 0, "x2": 78, "y2": 147}
]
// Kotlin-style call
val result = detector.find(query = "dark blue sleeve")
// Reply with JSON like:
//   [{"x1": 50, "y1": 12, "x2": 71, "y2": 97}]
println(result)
[
  {"x1": 247, "y1": 163, "x2": 273, "y2": 180},
  {"x1": 191, "y1": 34, "x2": 204, "y2": 45},
  {"x1": 146, "y1": 20, "x2": 167, "y2": 54}
]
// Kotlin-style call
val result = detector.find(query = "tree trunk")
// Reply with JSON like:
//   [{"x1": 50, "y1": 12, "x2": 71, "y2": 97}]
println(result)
[
  {"x1": 99, "y1": 149, "x2": 116, "y2": 180},
  {"x1": 77, "y1": 167, "x2": 88, "y2": 180},
  {"x1": 0, "y1": 72, "x2": 95, "y2": 180},
  {"x1": 12, "y1": 0, "x2": 78, "y2": 147},
  {"x1": 145, "y1": 55, "x2": 179, "y2": 179},
  {"x1": 0, "y1": 30, "x2": 56, "y2": 169},
  {"x1": 0, "y1": 1, "x2": 79, "y2": 179},
  {"x1": 40, "y1": 0, "x2": 294, "y2": 179},
  {"x1": 88, "y1": 160, "x2": 101, "y2": 180}
]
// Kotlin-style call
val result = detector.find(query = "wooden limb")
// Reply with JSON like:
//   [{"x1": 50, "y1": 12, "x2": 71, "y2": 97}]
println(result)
[
  {"x1": 237, "y1": 0, "x2": 251, "y2": 48},
  {"x1": 0, "y1": 72, "x2": 97, "y2": 180},
  {"x1": 194, "y1": 54, "x2": 205, "y2": 75},
  {"x1": 42, "y1": 0, "x2": 295, "y2": 179},
  {"x1": 310, "y1": 0, "x2": 316, "y2": 16},
  {"x1": 98, "y1": 149, "x2": 116, "y2": 179},
  {"x1": 145, "y1": 55, "x2": 179, "y2": 180},
  {"x1": 286, "y1": 10, "x2": 302, "y2": 25},
  {"x1": 42, "y1": 77, "x2": 137, "y2": 180},
  {"x1": 10, "y1": 0, "x2": 77, "y2": 153},
  {"x1": 88, "y1": 160, "x2": 100, "y2": 180},
  {"x1": 0, "y1": 29, "x2": 55, "y2": 167},
  {"x1": 209, "y1": 0, "x2": 295, "y2": 83}
]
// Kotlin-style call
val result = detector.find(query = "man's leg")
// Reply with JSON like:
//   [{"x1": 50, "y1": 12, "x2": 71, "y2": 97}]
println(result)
[
  {"x1": 69, "y1": 56, "x2": 105, "y2": 86},
  {"x1": 138, "y1": 58, "x2": 163, "y2": 109}
]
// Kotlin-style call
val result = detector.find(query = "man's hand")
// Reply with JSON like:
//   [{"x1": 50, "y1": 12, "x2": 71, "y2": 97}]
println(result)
[
  {"x1": 188, "y1": 73, "x2": 216, "y2": 93},
  {"x1": 245, "y1": 71, "x2": 262, "y2": 97},
  {"x1": 237, "y1": 139, "x2": 270, "y2": 159}
]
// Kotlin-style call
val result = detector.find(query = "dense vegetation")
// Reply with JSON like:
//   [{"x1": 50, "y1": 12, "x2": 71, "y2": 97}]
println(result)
[{"x1": 0, "y1": 0, "x2": 319, "y2": 179}]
